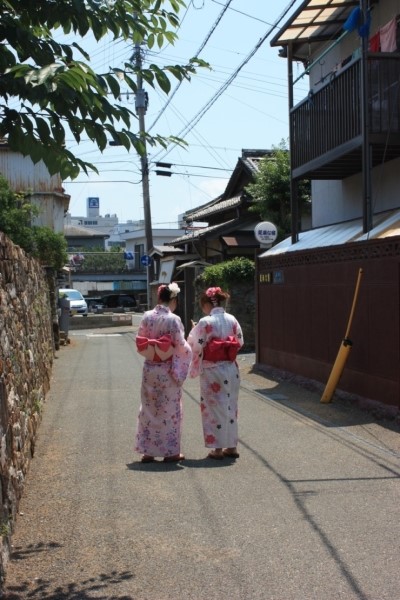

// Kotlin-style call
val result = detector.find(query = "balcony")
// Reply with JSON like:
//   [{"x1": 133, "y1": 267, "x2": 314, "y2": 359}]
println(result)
[{"x1": 290, "y1": 54, "x2": 400, "y2": 180}]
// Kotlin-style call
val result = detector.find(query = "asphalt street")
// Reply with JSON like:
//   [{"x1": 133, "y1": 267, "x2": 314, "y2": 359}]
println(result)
[{"x1": 2, "y1": 317, "x2": 400, "y2": 600}]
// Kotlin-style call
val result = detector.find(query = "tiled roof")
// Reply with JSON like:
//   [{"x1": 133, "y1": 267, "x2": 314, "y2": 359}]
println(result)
[
  {"x1": 151, "y1": 245, "x2": 184, "y2": 255},
  {"x1": 170, "y1": 219, "x2": 240, "y2": 244},
  {"x1": 185, "y1": 196, "x2": 242, "y2": 222}
]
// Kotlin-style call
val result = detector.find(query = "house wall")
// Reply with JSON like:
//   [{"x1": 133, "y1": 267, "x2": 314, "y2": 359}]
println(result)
[
  {"x1": 123, "y1": 229, "x2": 185, "y2": 253},
  {"x1": 257, "y1": 237, "x2": 400, "y2": 412},
  {"x1": 31, "y1": 192, "x2": 69, "y2": 233},
  {"x1": 312, "y1": 157, "x2": 400, "y2": 227},
  {"x1": 0, "y1": 149, "x2": 69, "y2": 233},
  {"x1": 307, "y1": 0, "x2": 400, "y2": 228}
]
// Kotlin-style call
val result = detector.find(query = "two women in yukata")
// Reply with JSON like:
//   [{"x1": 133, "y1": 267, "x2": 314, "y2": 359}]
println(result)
[{"x1": 134, "y1": 283, "x2": 243, "y2": 462}]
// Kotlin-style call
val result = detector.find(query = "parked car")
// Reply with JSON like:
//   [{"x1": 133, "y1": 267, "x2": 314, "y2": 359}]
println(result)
[
  {"x1": 58, "y1": 288, "x2": 88, "y2": 316},
  {"x1": 97, "y1": 293, "x2": 137, "y2": 311},
  {"x1": 85, "y1": 297, "x2": 104, "y2": 313}
]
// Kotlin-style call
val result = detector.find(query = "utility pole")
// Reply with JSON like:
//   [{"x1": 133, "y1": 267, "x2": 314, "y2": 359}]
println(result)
[{"x1": 133, "y1": 42, "x2": 154, "y2": 307}]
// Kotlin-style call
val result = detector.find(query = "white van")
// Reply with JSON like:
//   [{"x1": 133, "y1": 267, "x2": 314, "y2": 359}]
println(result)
[{"x1": 59, "y1": 288, "x2": 88, "y2": 316}]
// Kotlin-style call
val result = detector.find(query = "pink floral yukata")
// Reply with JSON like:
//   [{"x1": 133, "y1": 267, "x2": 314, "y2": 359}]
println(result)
[
  {"x1": 134, "y1": 305, "x2": 192, "y2": 458},
  {"x1": 188, "y1": 307, "x2": 244, "y2": 449}
]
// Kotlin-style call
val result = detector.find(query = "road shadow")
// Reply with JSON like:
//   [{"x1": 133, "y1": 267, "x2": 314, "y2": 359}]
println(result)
[
  {"x1": 126, "y1": 457, "x2": 236, "y2": 472},
  {"x1": 3, "y1": 560, "x2": 135, "y2": 599},
  {"x1": 243, "y1": 362, "x2": 400, "y2": 434}
]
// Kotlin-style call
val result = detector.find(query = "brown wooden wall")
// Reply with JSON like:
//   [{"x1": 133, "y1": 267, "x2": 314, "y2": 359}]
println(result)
[{"x1": 257, "y1": 237, "x2": 400, "y2": 410}]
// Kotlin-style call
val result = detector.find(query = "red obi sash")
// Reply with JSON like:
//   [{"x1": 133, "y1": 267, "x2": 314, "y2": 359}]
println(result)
[
  {"x1": 136, "y1": 334, "x2": 173, "y2": 362},
  {"x1": 203, "y1": 336, "x2": 240, "y2": 362}
]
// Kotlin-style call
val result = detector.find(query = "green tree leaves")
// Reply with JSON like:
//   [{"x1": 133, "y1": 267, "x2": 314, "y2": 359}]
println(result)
[
  {"x1": 246, "y1": 140, "x2": 311, "y2": 241},
  {"x1": 199, "y1": 257, "x2": 255, "y2": 291},
  {"x1": 0, "y1": 0, "x2": 208, "y2": 179}
]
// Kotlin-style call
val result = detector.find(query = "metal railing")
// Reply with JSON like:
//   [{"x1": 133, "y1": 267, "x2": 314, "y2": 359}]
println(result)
[{"x1": 290, "y1": 54, "x2": 400, "y2": 172}]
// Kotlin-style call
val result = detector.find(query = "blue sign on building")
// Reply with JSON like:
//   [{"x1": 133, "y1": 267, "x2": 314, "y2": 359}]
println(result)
[{"x1": 140, "y1": 255, "x2": 152, "y2": 267}]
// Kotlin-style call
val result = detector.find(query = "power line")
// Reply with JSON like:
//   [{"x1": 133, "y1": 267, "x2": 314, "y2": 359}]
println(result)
[
  {"x1": 211, "y1": 0, "x2": 278, "y2": 26},
  {"x1": 148, "y1": 0, "x2": 234, "y2": 132},
  {"x1": 152, "y1": 0, "x2": 299, "y2": 163}
]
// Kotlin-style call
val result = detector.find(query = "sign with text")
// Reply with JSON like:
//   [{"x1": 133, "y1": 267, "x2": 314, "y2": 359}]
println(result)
[{"x1": 254, "y1": 221, "x2": 278, "y2": 245}]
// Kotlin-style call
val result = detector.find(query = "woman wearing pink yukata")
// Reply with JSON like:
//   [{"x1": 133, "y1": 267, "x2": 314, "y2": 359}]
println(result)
[
  {"x1": 134, "y1": 282, "x2": 192, "y2": 463},
  {"x1": 188, "y1": 287, "x2": 244, "y2": 460}
]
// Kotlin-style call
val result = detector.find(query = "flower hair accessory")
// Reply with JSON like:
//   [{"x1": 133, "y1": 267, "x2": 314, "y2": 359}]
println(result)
[
  {"x1": 206, "y1": 287, "x2": 222, "y2": 298},
  {"x1": 167, "y1": 282, "x2": 180, "y2": 298},
  {"x1": 157, "y1": 282, "x2": 180, "y2": 300}
]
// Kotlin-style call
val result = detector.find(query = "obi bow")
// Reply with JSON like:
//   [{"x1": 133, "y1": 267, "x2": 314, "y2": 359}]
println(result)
[
  {"x1": 203, "y1": 336, "x2": 240, "y2": 362},
  {"x1": 136, "y1": 334, "x2": 172, "y2": 353}
]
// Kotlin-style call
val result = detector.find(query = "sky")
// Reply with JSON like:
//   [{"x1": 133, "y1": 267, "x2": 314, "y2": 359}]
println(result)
[{"x1": 63, "y1": 0, "x2": 308, "y2": 228}]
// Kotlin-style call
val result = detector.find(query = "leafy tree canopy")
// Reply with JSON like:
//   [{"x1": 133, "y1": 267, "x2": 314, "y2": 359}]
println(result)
[
  {"x1": 0, "y1": 0, "x2": 208, "y2": 179},
  {"x1": 246, "y1": 139, "x2": 311, "y2": 241}
]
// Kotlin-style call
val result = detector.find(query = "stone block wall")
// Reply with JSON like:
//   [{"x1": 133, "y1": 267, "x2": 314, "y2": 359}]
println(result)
[{"x1": 0, "y1": 232, "x2": 54, "y2": 583}]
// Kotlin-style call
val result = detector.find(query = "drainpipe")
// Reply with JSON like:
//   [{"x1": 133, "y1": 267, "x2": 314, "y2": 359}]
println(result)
[
  {"x1": 360, "y1": 0, "x2": 373, "y2": 233},
  {"x1": 288, "y1": 42, "x2": 299, "y2": 244}
]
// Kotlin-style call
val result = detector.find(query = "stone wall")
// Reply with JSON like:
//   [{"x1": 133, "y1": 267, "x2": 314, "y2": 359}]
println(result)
[{"x1": 0, "y1": 232, "x2": 54, "y2": 583}]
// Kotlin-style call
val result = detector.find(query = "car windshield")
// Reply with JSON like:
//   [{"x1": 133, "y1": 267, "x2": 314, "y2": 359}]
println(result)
[{"x1": 64, "y1": 291, "x2": 83, "y2": 300}]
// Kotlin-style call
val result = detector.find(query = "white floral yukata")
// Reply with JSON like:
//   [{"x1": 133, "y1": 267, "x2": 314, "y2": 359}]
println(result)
[
  {"x1": 134, "y1": 305, "x2": 192, "y2": 458},
  {"x1": 188, "y1": 307, "x2": 244, "y2": 449}
]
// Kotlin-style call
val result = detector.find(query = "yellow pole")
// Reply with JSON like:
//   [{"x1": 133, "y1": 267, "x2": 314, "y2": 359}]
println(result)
[{"x1": 321, "y1": 268, "x2": 363, "y2": 403}]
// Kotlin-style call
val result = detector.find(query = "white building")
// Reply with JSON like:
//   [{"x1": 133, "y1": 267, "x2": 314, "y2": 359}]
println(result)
[{"x1": 64, "y1": 196, "x2": 145, "y2": 250}]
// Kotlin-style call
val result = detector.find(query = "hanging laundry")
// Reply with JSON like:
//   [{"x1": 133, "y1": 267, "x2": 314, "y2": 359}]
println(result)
[
  {"x1": 396, "y1": 18, "x2": 400, "y2": 51},
  {"x1": 380, "y1": 17, "x2": 397, "y2": 52},
  {"x1": 369, "y1": 31, "x2": 380, "y2": 51}
]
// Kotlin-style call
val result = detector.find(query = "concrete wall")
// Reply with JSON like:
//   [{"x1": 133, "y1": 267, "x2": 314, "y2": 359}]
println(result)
[{"x1": 0, "y1": 232, "x2": 54, "y2": 584}]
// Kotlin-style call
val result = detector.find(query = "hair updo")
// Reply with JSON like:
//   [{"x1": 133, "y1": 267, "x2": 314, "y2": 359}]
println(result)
[
  {"x1": 200, "y1": 286, "x2": 230, "y2": 308},
  {"x1": 158, "y1": 282, "x2": 180, "y2": 303}
]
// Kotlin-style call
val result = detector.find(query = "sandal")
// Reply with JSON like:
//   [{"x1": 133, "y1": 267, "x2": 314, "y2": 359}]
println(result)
[
  {"x1": 163, "y1": 454, "x2": 185, "y2": 463},
  {"x1": 222, "y1": 450, "x2": 240, "y2": 459},
  {"x1": 207, "y1": 451, "x2": 224, "y2": 460},
  {"x1": 141, "y1": 455, "x2": 155, "y2": 463}
]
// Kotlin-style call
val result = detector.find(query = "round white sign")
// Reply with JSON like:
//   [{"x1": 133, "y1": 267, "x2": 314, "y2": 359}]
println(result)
[{"x1": 254, "y1": 221, "x2": 278, "y2": 245}]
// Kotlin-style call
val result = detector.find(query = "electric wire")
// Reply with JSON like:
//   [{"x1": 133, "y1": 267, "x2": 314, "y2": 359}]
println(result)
[
  {"x1": 147, "y1": 0, "x2": 235, "y2": 132},
  {"x1": 152, "y1": 0, "x2": 299, "y2": 163}
]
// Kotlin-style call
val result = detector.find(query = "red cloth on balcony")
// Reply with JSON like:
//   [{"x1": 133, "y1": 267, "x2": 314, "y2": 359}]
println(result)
[
  {"x1": 369, "y1": 31, "x2": 380, "y2": 52},
  {"x1": 203, "y1": 336, "x2": 241, "y2": 362}
]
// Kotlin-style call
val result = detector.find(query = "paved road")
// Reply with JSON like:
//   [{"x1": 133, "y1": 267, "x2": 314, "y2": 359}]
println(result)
[{"x1": 3, "y1": 320, "x2": 400, "y2": 600}]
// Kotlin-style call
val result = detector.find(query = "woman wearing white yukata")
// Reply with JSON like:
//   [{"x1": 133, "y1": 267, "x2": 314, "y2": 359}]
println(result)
[
  {"x1": 134, "y1": 282, "x2": 192, "y2": 463},
  {"x1": 188, "y1": 287, "x2": 244, "y2": 460}
]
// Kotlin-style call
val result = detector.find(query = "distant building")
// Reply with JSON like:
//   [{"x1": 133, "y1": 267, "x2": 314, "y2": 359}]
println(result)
[{"x1": 64, "y1": 197, "x2": 145, "y2": 250}]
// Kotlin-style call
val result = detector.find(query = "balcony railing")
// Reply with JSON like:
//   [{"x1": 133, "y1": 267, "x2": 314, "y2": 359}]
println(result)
[{"x1": 290, "y1": 54, "x2": 400, "y2": 179}]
